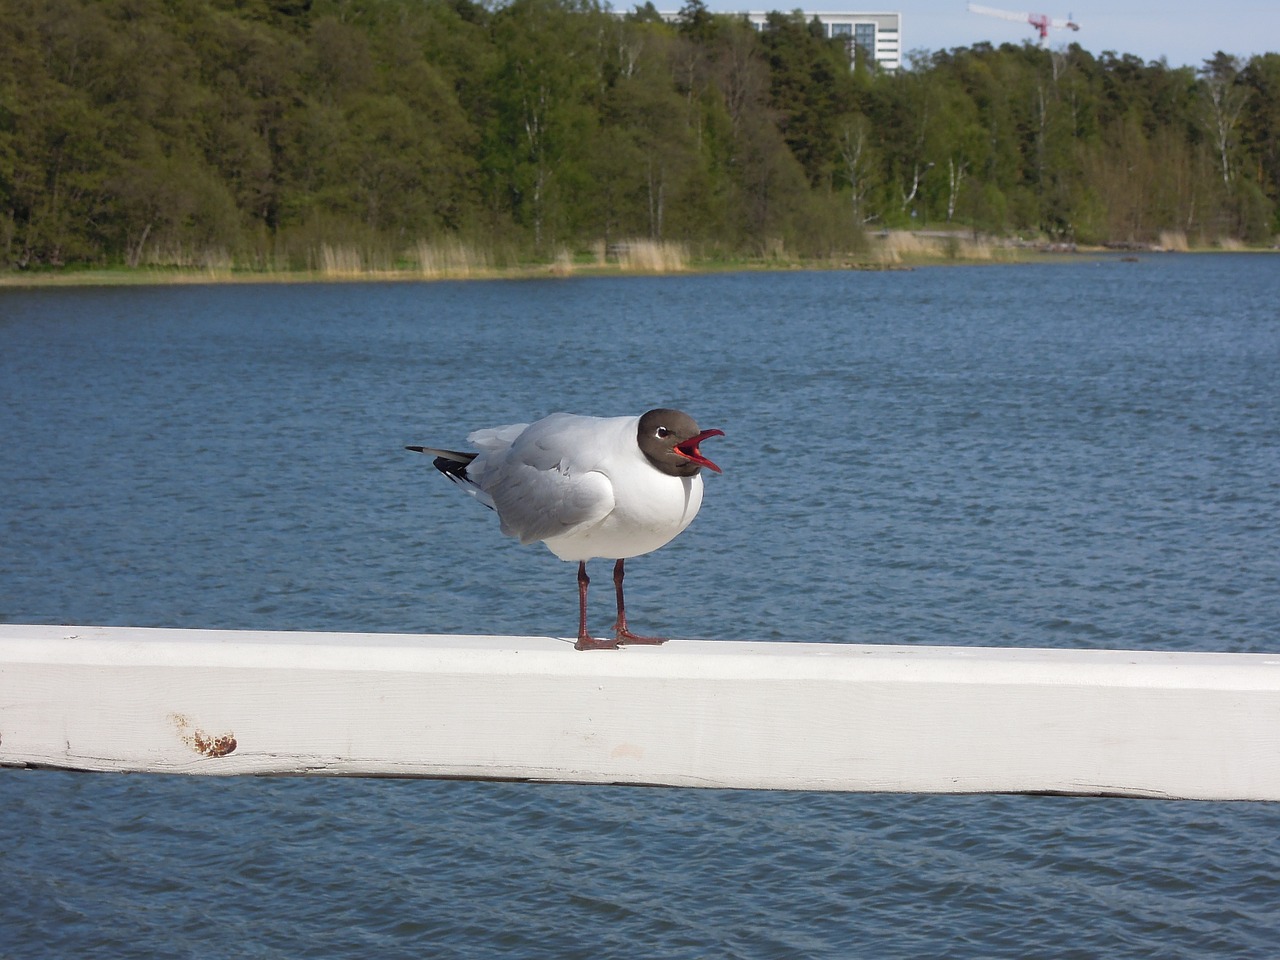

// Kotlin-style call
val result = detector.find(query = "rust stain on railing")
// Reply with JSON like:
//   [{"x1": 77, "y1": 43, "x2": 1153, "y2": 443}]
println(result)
[{"x1": 170, "y1": 713, "x2": 237, "y2": 758}]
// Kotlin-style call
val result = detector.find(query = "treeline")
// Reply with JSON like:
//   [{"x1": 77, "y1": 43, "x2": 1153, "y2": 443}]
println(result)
[{"x1": 3, "y1": 0, "x2": 1278, "y2": 270}]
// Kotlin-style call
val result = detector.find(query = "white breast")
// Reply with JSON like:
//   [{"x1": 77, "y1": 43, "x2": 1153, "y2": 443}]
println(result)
[{"x1": 468, "y1": 413, "x2": 706, "y2": 563}]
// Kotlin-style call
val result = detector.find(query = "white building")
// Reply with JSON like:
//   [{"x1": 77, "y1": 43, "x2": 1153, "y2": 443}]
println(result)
[
  {"x1": 656, "y1": 10, "x2": 902, "y2": 71},
  {"x1": 742, "y1": 11, "x2": 902, "y2": 71}
]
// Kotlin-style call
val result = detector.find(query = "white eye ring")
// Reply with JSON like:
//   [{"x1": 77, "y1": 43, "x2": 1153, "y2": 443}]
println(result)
[{"x1": 656, "y1": 426, "x2": 670, "y2": 439}]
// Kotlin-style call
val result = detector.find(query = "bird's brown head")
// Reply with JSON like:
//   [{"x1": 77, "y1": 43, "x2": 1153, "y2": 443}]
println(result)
[{"x1": 637, "y1": 408, "x2": 724, "y2": 478}]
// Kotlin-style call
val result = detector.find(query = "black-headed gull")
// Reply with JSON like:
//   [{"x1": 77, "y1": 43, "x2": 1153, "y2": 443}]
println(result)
[{"x1": 408, "y1": 408, "x2": 723, "y2": 650}]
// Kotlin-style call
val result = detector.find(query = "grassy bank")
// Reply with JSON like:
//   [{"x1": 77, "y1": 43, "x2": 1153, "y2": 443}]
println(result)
[{"x1": 3, "y1": 234, "x2": 1272, "y2": 288}]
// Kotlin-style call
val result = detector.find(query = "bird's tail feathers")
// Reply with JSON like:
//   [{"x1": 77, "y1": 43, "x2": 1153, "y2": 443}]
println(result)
[
  {"x1": 407, "y1": 445, "x2": 475, "y2": 475},
  {"x1": 406, "y1": 446, "x2": 492, "y2": 507},
  {"x1": 407, "y1": 445, "x2": 476, "y2": 464}
]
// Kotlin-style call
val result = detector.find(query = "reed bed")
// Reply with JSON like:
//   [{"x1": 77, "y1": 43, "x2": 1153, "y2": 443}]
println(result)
[
  {"x1": 413, "y1": 238, "x2": 491, "y2": 279},
  {"x1": 127, "y1": 241, "x2": 236, "y2": 278},
  {"x1": 613, "y1": 239, "x2": 688, "y2": 272},
  {"x1": 141, "y1": 243, "x2": 233, "y2": 270},
  {"x1": 319, "y1": 244, "x2": 366, "y2": 278},
  {"x1": 547, "y1": 247, "x2": 576, "y2": 276},
  {"x1": 874, "y1": 230, "x2": 1001, "y2": 263}
]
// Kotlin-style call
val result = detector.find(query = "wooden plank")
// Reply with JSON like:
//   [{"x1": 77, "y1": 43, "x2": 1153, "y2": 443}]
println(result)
[{"x1": 2, "y1": 624, "x2": 1279, "y2": 800}]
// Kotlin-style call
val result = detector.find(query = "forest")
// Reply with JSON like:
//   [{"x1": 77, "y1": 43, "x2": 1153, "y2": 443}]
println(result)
[{"x1": 3, "y1": 0, "x2": 1278, "y2": 272}]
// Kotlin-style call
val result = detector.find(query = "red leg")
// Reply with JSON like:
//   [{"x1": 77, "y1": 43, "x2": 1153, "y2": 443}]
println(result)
[
  {"x1": 574, "y1": 561, "x2": 621, "y2": 651},
  {"x1": 611, "y1": 558, "x2": 668, "y2": 646}
]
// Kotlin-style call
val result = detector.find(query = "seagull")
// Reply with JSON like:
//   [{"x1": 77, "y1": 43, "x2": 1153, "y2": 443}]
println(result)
[{"x1": 408, "y1": 408, "x2": 723, "y2": 650}]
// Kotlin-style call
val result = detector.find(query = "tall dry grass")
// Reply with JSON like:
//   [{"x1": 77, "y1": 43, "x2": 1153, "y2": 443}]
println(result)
[
  {"x1": 138, "y1": 242, "x2": 234, "y2": 273},
  {"x1": 548, "y1": 247, "x2": 577, "y2": 275},
  {"x1": 874, "y1": 230, "x2": 998, "y2": 263},
  {"x1": 613, "y1": 238, "x2": 687, "y2": 272},
  {"x1": 1158, "y1": 231, "x2": 1190, "y2": 252},
  {"x1": 317, "y1": 243, "x2": 396, "y2": 277},
  {"x1": 319, "y1": 243, "x2": 364, "y2": 277},
  {"x1": 413, "y1": 238, "x2": 491, "y2": 279}
]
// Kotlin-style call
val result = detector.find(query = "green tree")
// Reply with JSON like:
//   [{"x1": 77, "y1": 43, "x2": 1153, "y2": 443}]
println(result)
[
  {"x1": 4, "y1": 0, "x2": 1280, "y2": 268},
  {"x1": 1240, "y1": 53, "x2": 1280, "y2": 232},
  {"x1": 835, "y1": 112, "x2": 880, "y2": 226},
  {"x1": 1198, "y1": 53, "x2": 1248, "y2": 189},
  {"x1": 758, "y1": 11, "x2": 856, "y2": 187},
  {"x1": 593, "y1": 20, "x2": 700, "y2": 240},
  {"x1": 486, "y1": 0, "x2": 603, "y2": 251}
]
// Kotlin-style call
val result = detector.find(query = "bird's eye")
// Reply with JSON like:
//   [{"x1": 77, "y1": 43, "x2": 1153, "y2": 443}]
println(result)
[{"x1": 655, "y1": 426, "x2": 670, "y2": 439}]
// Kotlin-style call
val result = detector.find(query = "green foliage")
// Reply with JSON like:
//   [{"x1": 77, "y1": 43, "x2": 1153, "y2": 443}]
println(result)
[{"x1": 1, "y1": 0, "x2": 1276, "y2": 269}]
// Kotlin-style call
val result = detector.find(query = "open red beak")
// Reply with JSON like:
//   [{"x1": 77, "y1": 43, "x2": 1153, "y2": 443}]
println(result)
[{"x1": 674, "y1": 428, "x2": 725, "y2": 473}]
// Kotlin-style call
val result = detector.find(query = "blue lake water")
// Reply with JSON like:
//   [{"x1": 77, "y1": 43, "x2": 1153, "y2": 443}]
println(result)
[{"x1": 2, "y1": 255, "x2": 1278, "y2": 957}]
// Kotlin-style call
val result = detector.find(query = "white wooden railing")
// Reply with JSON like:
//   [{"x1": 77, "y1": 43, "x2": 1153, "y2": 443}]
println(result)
[{"x1": 2, "y1": 624, "x2": 1278, "y2": 801}]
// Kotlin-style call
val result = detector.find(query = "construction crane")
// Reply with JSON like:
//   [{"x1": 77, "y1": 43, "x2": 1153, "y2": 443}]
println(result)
[{"x1": 967, "y1": 3, "x2": 1080, "y2": 46}]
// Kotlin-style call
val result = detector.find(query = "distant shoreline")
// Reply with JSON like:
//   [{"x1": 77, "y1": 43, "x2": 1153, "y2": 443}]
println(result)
[{"x1": 4, "y1": 244, "x2": 1273, "y2": 289}]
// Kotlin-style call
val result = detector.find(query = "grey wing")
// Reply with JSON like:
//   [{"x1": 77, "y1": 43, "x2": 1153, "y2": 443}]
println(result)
[
  {"x1": 468, "y1": 422, "x2": 529, "y2": 452},
  {"x1": 485, "y1": 460, "x2": 615, "y2": 545}
]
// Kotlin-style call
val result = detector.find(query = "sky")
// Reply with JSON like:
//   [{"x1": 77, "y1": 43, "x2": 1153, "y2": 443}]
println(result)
[{"x1": 695, "y1": 1, "x2": 1280, "y2": 69}]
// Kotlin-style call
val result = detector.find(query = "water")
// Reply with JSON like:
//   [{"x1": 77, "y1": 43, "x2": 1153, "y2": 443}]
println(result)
[{"x1": 2, "y1": 255, "x2": 1278, "y2": 957}]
